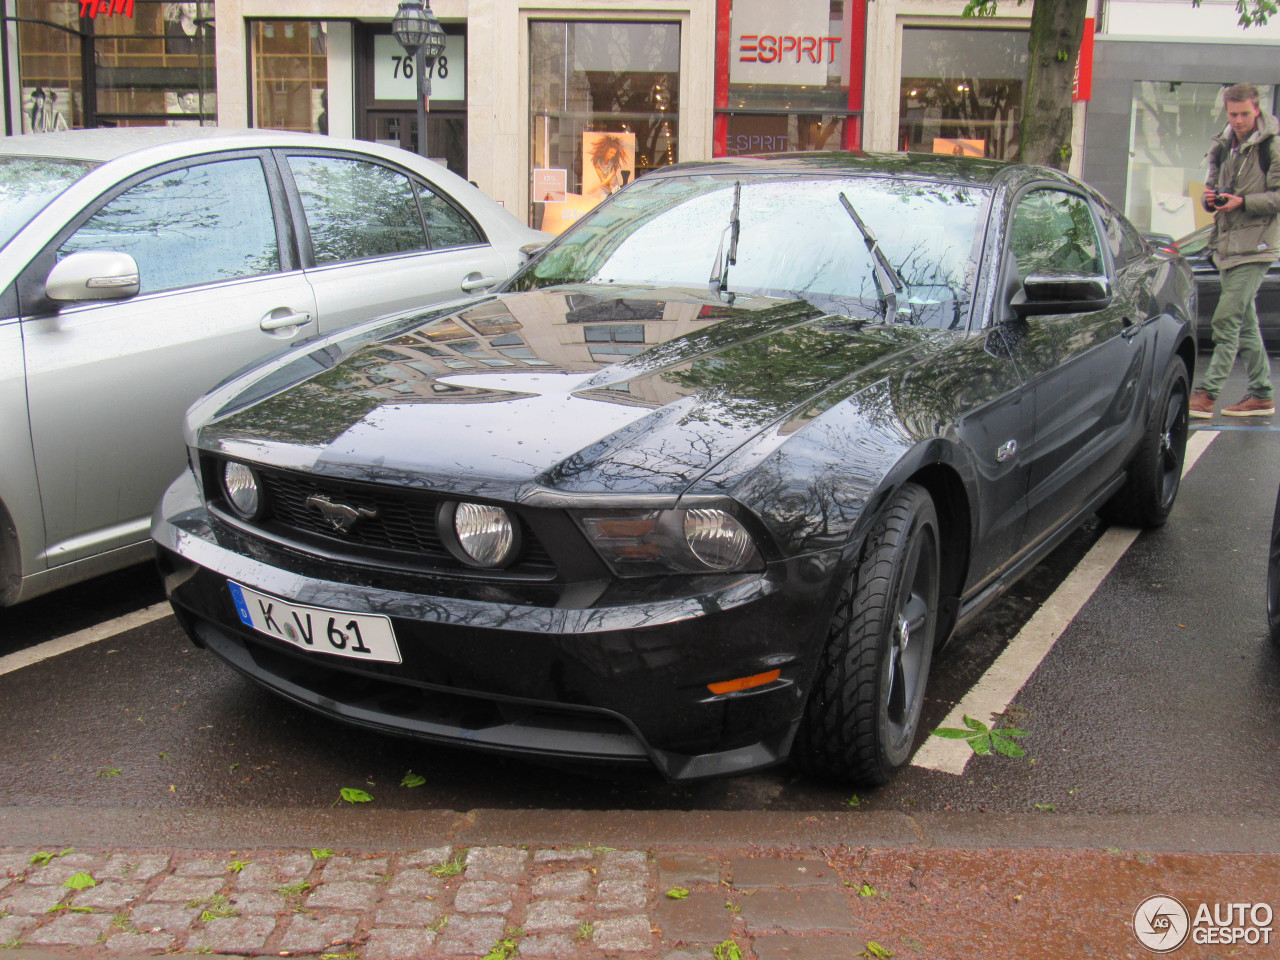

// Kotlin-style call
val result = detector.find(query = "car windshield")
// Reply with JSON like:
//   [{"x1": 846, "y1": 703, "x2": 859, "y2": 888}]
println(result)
[
  {"x1": 0, "y1": 156, "x2": 98, "y2": 250},
  {"x1": 510, "y1": 173, "x2": 988, "y2": 330}
]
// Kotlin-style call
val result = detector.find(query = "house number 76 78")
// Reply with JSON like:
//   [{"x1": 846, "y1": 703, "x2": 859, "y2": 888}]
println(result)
[{"x1": 391, "y1": 55, "x2": 449, "y2": 80}]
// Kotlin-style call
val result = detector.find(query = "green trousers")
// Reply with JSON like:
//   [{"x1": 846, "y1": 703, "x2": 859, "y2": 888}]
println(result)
[{"x1": 1201, "y1": 260, "x2": 1274, "y2": 401}]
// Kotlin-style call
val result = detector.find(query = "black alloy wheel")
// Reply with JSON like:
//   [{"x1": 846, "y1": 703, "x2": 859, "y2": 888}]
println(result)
[
  {"x1": 795, "y1": 482, "x2": 941, "y2": 785},
  {"x1": 1100, "y1": 356, "x2": 1190, "y2": 528}
]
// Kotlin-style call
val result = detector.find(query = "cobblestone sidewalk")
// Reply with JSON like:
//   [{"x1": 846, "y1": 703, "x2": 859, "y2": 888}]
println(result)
[
  {"x1": 0, "y1": 843, "x2": 851, "y2": 960},
  {"x1": 5, "y1": 838, "x2": 1280, "y2": 959}
]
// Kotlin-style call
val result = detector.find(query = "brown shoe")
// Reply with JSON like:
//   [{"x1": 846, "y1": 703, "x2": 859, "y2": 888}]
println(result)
[
  {"x1": 1222, "y1": 394, "x2": 1276, "y2": 417},
  {"x1": 1189, "y1": 388, "x2": 1215, "y2": 419}
]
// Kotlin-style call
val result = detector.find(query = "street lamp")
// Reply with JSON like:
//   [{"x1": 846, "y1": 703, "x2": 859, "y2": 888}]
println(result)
[{"x1": 391, "y1": 0, "x2": 446, "y2": 158}]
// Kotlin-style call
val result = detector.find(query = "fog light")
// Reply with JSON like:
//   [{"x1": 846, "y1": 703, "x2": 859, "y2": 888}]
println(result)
[
  {"x1": 445, "y1": 501, "x2": 520, "y2": 568},
  {"x1": 222, "y1": 461, "x2": 261, "y2": 519}
]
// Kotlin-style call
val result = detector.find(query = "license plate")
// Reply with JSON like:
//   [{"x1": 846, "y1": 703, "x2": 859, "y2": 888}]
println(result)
[{"x1": 228, "y1": 582, "x2": 401, "y2": 664}]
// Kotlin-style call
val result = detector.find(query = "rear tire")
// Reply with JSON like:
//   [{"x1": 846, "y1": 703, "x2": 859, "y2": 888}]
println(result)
[
  {"x1": 1099, "y1": 356, "x2": 1189, "y2": 528},
  {"x1": 795, "y1": 482, "x2": 940, "y2": 785}
]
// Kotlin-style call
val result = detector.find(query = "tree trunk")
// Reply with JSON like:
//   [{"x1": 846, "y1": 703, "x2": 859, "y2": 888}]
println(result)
[{"x1": 1019, "y1": 0, "x2": 1089, "y2": 169}]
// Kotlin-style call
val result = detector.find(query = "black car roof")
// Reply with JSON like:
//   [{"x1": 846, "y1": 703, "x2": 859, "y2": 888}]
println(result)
[{"x1": 648, "y1": 151, "x2": 1072, "y2": 191}]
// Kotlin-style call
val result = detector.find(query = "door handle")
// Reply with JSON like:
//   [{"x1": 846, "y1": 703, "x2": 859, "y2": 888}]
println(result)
[
  {"x1": 460, "y1": 275, "x2": 497, "y2": 292},
  {"x1": 1120, "y1": 316, "x2": 1141, "y2": 339},
  {"x1": 260, "y1": 311, "x2": 313, "y2": 332}
]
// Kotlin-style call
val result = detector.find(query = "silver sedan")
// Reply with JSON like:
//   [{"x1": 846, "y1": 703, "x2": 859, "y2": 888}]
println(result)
[{"x1": 0, "y1": 127, "x2": 548, "y2": 605}]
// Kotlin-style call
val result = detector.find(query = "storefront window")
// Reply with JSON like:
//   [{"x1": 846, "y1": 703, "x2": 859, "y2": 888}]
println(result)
[
  {"x1": 529, "y1": 20, "x2": 680, "y2": 233},
  {"x1": 898, "y1": 27, "x2": 1027, "y2": 160},
  {"x1": 719, "y1": 0, "x2": 852, "y2": 155},
  {"x1": 1126, "y1": 81, "x2": 1277, "y2": 237},
  {"x1": 251, "y1": 20, "x2": 328, "y2": 133},
  {"x1": 15, "y1": 0, "x2": 215, "y2": 129}
]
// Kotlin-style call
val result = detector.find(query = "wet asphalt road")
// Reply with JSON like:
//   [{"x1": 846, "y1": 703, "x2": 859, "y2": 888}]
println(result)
[{"x1": 1, "y1": 405, "x2": 1277, "y2": 818}]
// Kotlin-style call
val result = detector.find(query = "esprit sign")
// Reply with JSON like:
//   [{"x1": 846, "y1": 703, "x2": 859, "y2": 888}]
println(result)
[
  {"x1": 730, "y1": 0, "x2": 838, "y2": 86},
  {"x1": 739, "y1": 34, "x2": 841, "y2": 65}
]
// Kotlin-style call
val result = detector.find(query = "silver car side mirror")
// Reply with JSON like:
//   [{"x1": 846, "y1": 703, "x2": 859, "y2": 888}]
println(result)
[{"x1": 45, "y1": 250, "x2": 140, "y2": 302}]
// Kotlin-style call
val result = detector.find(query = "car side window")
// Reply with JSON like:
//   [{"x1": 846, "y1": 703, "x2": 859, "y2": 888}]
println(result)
[
  {"x1": 1098, "y1": 200, "x2": 1146, "y2": 264},
  {"x1": 420, "y1": 185, "x2": 483, "y2": 249},
  {"x1": 288, "y1": 155, "x2": 429, "y2": 264},
  {"x1": 1008, "y1": 189, "x2": 1105, "y2": 277},
  {"x1": 57, "y1": 158, "x2": 279, "y2": 295}
]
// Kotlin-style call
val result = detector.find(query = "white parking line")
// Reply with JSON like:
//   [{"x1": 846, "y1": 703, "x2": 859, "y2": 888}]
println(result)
[
  {"x1": 0, "y1": 601, "x2": 173, "y2": 679},
  {"x1": 912, "y1": 428, "x2": 1217, "y2": 774}
]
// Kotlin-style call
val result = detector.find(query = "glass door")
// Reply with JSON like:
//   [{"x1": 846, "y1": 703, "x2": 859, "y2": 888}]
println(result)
[{"x1": 367, "y1": 110, "x2": 467, "y2": 175}]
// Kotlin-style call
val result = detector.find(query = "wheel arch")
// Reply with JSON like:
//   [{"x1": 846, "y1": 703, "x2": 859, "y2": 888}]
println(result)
[
  {"x1": 1175, "y1": 332, "x2": 1197, "y2": 385},
  {"x1": 0, "y1": 496, "x2": 21, "y2": 607},
  {"x1": 905, "y1": 461, "x2": 970, "y2": 646}
]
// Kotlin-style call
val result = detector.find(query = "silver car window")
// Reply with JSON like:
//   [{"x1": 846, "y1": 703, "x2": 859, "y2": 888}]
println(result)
[
  {"x1": 420, "y1": 186, "x2": 482, "y2": 249},
  {"x1": 57, "y1": 157, "x2": 279, "y2": 294},
  {"x1": 0, "y1": 156, "x2": 97, "y2": 250},
  {"x1": 287, "y1": 155, "x2": 430, "y2": 264}
]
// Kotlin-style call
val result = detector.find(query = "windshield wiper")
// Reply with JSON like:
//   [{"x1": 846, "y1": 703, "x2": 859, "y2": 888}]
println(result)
[
  {"x1": 709, "y1": 181, "x2": 742, "y2": 300},
  {"x1": 839, "y1": 192, "x2": 904, "y2": 322}
]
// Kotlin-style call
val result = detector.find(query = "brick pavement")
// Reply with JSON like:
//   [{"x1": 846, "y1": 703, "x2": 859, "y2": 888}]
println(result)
[
  {"x1": 3, "y1": 813, "x2": 1280, "y2": 958},
  {"x1": 2, "y1": 843, "x2": 851, "y2": 959}
]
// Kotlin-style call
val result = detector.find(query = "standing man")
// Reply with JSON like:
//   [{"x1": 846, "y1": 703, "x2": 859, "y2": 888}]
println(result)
[{"x1": 1190, "y1": 82, "x2": 1279, "y2": 418}]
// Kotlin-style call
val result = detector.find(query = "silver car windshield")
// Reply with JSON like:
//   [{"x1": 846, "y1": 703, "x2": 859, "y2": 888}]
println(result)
[
  {"x1": 0, "y1": 156, "x2": 98, "y2": 250},
  {"x1": 511, "y1": 174, "x2": 987, "y2": 329}
]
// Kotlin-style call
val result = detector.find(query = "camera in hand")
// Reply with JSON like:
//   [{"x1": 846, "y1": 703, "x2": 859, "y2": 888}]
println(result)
[{"x1": 1213, "y1": 194, "x2": 1231, "y2": 207}]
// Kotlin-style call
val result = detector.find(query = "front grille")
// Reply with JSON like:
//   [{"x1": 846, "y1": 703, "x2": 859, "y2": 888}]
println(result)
[{"x1": 209, "y1": 461, "x2": 555, "y2": 575}]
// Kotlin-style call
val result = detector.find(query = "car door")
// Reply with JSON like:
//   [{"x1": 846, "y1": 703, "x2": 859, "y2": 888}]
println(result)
[
  {"x1": 1002, "y1": 186, "x2": 1152, "y2": 548},
  {"x1": 280, "y1": 152, "x2": 509, "y2": 330},
  {"x1": 19, "y1": 152, "x2": 318, "y2": 568}
]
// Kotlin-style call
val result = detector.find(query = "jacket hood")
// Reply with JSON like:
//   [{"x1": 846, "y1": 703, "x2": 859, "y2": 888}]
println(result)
[
  {"x1": 1212, "y1": 110, "x2": 1280, "y2": 148},
  {"x1": 196, "y1": 286, "x2": 946, "y2": 502}
]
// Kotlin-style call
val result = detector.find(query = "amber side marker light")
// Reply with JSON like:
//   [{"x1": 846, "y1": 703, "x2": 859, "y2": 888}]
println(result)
[{"x1": 707, "y1": 669, "x2": 781, "y2": 695}]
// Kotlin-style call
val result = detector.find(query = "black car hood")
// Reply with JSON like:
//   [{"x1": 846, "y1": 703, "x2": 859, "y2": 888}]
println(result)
[{"x1": 199, "y1": 286, "x2": 946, "y2": 501}]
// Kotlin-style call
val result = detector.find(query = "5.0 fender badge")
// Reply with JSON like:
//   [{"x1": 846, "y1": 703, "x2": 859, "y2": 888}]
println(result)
[{"x1": 996, "y1": 439, "x2": 1018, "y2": 463}]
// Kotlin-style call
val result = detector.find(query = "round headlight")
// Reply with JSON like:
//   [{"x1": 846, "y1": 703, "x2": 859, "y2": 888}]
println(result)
[
  {"x1": 222, "y1": 461, "x2": 261, "y2": 519},
  {"x1": 450, "y1": 502, "x2": 519, "y2": 568},
  {"x1": 683, "y1": 509, "x2": 756, "y2": 571}
]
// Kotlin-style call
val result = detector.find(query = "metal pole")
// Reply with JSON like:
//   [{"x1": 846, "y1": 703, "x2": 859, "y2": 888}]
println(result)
[{"x1": 415, "y1": 46, "x2": 427, "y2": 157}]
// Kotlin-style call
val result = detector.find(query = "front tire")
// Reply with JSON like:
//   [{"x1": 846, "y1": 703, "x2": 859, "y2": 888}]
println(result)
[
  {"x1": 1099, "y1": 356, "x2": 1189, "y2": 528},
  {"x1": 795, "y1": 482, "x2": 940, "y2": 785}
]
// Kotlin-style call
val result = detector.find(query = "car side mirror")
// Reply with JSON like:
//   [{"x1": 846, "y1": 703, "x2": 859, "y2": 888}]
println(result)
[
  {"x1": 44, "y1": 251, "x2": 140, "y2": 302},
  {"x1": 519, "y1": 241, "x2": 549, "y2": 263},
  {"x1": 1010, "y1": 273, "x2": 1111, "y2": 317}
]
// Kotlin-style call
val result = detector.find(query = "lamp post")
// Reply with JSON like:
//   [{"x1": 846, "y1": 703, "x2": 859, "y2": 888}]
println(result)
[{"x1": 391, "y1": 0, "x2": 446, "y2": 158}]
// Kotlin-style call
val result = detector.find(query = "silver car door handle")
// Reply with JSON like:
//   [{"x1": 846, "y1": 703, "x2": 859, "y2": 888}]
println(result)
[
  {"x1": 460, "y1": 276, "x2": 497, "y2": 292},
  {"x1": 260, "y1": 311, "x2": 313, "y2": 331}
]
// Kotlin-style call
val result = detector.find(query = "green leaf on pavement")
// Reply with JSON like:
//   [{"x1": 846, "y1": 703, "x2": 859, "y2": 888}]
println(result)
[
  {"x1": 63, "y1": 873, "x2": 96, "y2": 891},
  {"x1": 339, "y1": 788, "x2": 373, "y2": 804},
  {"x1": 665, "y1": 887, "x2": 690, "y2": 899},
  {"x1": 311, "y1": 848, "x2": 335, "y2": 860},
  {"x1": 401, "y1": 772, "x2": 427, "y2": 788}
]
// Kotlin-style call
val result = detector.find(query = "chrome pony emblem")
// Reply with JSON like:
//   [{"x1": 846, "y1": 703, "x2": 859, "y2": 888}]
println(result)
[{"x1": 305, "y1": 494, "x2": 377, "y2": 533}]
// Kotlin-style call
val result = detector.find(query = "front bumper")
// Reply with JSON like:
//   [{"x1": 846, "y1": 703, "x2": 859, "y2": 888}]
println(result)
[{"x1": 153, "y1": 469, "x2": 841, "y2": 781}]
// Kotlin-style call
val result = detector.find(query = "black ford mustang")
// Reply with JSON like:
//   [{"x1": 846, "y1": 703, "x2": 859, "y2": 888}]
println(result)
[{"x1": 153, "y1": 153, "x2": 1196, "y2": 784}]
